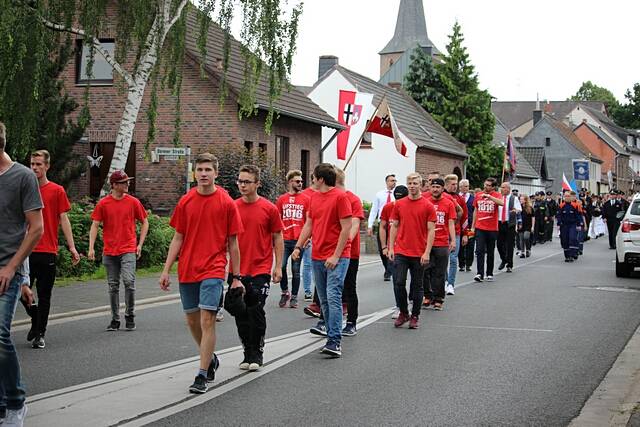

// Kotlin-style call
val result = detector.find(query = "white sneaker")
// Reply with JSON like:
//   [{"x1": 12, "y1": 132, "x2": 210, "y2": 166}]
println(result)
[
  {"x1": 391, "y1": 308, "x2": 400, "y2": 319},
  {"x1": 445, "y1": 285, "x2": 455, "y2": 295},
  {"x1": 486, "y1": 275, "x2": 494, "y2": 282},
  {"x1": 216, "y1": 311, "x2": 224, "y2": 322},
  {"x1": 4, "y1": 405, "x2": 27, "y2": 427}
]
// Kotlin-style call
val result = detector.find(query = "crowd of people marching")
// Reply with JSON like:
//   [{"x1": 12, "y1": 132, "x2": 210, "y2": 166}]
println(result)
[{"x1": 0, "y1": 115, "x2": 633, "y2": 424}]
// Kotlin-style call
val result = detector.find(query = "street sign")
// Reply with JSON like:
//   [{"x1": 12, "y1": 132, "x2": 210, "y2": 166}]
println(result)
[{"x1": 156, "y1": 147, "x2": 188, "y2": 156}]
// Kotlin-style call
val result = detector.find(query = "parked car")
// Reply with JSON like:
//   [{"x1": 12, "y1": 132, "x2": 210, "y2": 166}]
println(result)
[{"x1": 616, "y1": 194, "x2": 640, "y2": 277}]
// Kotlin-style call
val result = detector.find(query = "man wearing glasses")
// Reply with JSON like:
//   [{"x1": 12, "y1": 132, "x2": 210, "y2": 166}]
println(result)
[
  {"x1": 276, "y1": 170, "x2": 310, "y2": 308},
  {"x1": 89, "y1": 170, "x2": 149, "y2": 332}
]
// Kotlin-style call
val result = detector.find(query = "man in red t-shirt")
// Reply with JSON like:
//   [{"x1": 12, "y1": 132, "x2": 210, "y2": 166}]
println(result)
[
  {"x1": 233, "y1": 164, "x2": 284, "y2": 371},
  {"x1": 444, "y1": 174, "x2": 468, "y2": 295},
  {"x1": 160, "y1": 153, "x2": 243, "y2": 394},
  {"x1": 89, "y1": 169, "x2": 148, "y2": 332},
  {"x1": 292, "y1": 164, "x2": 351, "y2": 357},
  {"x1": 388, "y1": 173, "x2": 436, "y2": 329},
  {"x1": 335, "y1": 168, "x2": 364, "y2": 336},
  {"x1": 276, "y1": 170, "x2": 309, "y2": 308},
  {"x1": 379, "y1": 185, "x2": 408, "y2": 320},
  {"x1": 21, "y1": 150, "x2": 80, "y2": 349},
  {"x1": 471, "y1": 177, "x2": 504, "y2": 282},
  {"x1": 422, "y1": 178, "x2": 456, "y2": 310}
]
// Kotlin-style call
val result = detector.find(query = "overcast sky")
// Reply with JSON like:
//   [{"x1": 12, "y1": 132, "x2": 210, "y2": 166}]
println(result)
[{"x1": 285, "y1": 0, "x2": 639, "y2": 103}]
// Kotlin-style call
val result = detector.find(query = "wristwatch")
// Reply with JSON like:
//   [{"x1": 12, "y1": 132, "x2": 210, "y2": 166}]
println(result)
[{"x1": 232, "y1": 274, "x2": 242, "y2": 281}]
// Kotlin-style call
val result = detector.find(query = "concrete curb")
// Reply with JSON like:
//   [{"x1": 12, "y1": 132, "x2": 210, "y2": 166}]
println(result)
[
  {"x1": 569, "y1": 323, "x2": 640, "y2": 426},
  {"x1": 12, "y1": 293, "x2": 180, "y2": 327},
  {"x1": 11, "y1": 260, "x2": 382, "y2": 327}
]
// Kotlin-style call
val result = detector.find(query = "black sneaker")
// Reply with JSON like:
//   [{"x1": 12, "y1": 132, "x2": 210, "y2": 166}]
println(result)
[
  {"x1": 32, "y1": 335, "x2": 45, "y2": 349},
  {"x1": 206, "y1": 353, "x2": 220, "y2": 382},
  {"x1": 125, "y1": 316, "x2": 136, "y2": 331},
  {"x1": 506, "y1": 267, "x2": 513, "y2": 273},
  {"x1": 498, "y1": 262, "x2": 506, "y2": 271},
  {"x1": 27, "y1": 311, "x2": 38, "y2": 342},
  {"x1": 342, "y1": 322, "x2": 357, "y2": 337},
  {"x1": 106, "y1": 320, "x2": 120, "y2": 331},
  {"x1": 321, "y1": 342, "x2": 342, "y2": 357},
  {"x1": 473, "y1": 274, "x2": 483, "y2": 282},
  {"x1": 189, "y1": 375, "x2": 208, "y2": 394}
]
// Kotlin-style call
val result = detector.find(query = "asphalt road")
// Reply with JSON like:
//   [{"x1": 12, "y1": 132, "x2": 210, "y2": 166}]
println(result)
[{"x1": 15, "y1": 236, "x2": 640, "y2": 426}]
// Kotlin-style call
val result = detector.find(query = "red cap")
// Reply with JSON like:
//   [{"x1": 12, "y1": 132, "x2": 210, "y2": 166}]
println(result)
[{"x1": 109, "y1": 170, "x2": 134, "y2": 184}]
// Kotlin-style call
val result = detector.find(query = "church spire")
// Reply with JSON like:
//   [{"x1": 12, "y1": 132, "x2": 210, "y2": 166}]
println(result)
[{"x1": 379, "y1": 0, "x2": 436, "y2": 55}]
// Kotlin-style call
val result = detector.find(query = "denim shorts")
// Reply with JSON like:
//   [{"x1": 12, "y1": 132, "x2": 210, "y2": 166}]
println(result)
[{"x1": 179, "y1": 278, "x2": 224, "y2": 313}]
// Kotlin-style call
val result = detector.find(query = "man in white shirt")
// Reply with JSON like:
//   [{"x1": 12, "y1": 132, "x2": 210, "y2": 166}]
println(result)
[
  {"x1": 497, "y1": 182, "x2": 522, "y2": 273},
  {"x1": 367, "y1": 174, "x2": 397, "y2": 281}
]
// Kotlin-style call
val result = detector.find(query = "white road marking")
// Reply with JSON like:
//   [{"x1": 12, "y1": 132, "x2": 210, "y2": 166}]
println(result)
[
  {"x1": 428, "y1": 324, "x2": 554, "y2": 333},
  {"x1": 26, "y1": 308, "x2": 393, "y2": 427}
]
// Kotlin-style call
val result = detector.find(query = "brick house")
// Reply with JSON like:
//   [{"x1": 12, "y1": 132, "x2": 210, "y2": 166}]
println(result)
[
  {"x1": 573, "y1": 121, "x2": 632, "y2": 193},
  {"x1": 63, "y1": 7, "x2": 341, "y2": 212}
]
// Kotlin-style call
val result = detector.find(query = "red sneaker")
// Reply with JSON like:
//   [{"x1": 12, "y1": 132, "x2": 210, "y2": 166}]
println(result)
[
  {"x1": 422, "y1": 297, "x2": 431, "y2": 307},
  {"x1": 394, "y1": 312, "x2": 410, "y2": 327},
  {"x1": 409, "y1": 316, "x2": 420, "y2": 329},
  {"x1": 303, "y1": 303, "x2": 321, "y2": 318}
]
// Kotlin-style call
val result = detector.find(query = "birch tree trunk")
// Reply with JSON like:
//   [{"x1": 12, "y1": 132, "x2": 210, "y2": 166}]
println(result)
[{"x1": 102, "y1": 0, "x2": 188, "y2": 195}]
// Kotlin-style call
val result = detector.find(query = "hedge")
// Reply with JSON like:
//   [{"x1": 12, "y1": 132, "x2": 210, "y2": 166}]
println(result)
[{"x1": 55, "y1": 200, "x2": 174, "y2": 278}]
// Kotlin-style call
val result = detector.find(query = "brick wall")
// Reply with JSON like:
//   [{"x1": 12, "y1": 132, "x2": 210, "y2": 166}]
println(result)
[
  {"x1": 60, "y1": 13, "x2": 322, "y2": 212},
  {"x1": 414, "y1": 148, "x2": 465, "y2": 179}
]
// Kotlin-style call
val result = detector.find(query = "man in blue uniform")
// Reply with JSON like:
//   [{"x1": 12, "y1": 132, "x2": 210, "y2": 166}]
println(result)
[{"x1": 557, "y1": 191, "x2": 583, "y2": 262}]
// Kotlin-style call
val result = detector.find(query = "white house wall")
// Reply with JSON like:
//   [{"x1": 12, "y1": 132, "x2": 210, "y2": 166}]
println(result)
[{"x1": 309, "y1": 70, "x2": 418, "y2": 203}]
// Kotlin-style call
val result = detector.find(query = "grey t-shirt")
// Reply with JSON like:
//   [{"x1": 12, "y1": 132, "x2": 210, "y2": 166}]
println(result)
[{"x1": 0, "y1": 162, "x2": 43, "y2": 274}]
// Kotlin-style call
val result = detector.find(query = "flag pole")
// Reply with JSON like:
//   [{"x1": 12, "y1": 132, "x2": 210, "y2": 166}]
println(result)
[{"x1": 344, "y1": 96, "x2": 385, "y2": 171}]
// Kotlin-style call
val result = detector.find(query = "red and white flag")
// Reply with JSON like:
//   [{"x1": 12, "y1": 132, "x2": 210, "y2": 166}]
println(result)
[
  {"x1": 562, "y1": 173, "x2": 572, "y2": 192},
  {"x1": 336, "y1": 90, "x2": 366, "y2": 160},
  {"x1": 366, "y1": 98, "x2": 407, "y2": 156}
]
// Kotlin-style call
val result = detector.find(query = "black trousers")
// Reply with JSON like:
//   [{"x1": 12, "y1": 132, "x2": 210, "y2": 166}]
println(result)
[
  {"x1": 20, "y1": 252, "x2": 56, "y2": 336},
  {"x1": 423, "y1": 247, "x2": 449, "y2": 303},
  {"x1": 475, "y1": 229, "x2": 498, "y2": 277},
  {"x1": 544, "y1": 219, "x2": 555, "y2": 242},
  {"x1": 607, "y1": 219, "x2": 620, "y2": 248},
  {"x1": 393, "y1": 254, "x2": 425, "y2": 317},
  {"x1": 234, "y1": 274, "x2": 270, "y2": 356},
  {"x1": 377, "y1": 232, "x2": 391, "y2": 276},
  {"x1": 343, "y1": 258, "x2": 359, "y2": 324},
  {"x1": 497, "y1": 223, "x2": 516, "y2": 268},
  {"x1": 459, "y1": 236, "x2": 475, "y2": 269}
]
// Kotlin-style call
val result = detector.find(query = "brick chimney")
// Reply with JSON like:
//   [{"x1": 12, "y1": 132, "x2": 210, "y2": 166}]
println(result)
[{"x1": 318, "y1": 55, "x2": 338, "y2": 80}]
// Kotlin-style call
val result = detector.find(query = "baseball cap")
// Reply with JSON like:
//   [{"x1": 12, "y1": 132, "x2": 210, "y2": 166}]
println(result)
[
  {"x1": 431, "y1": 178, "x2": 445, "y2": 187},
  {"x1": 109, "y1": 170, "x2": 134, "y2": 184},
  {"x1": 393, "y1": 185, "x2": 409, "y2": 199}
]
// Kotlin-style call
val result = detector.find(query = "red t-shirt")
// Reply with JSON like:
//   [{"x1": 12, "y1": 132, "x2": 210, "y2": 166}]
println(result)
[
  {"x1": 235, "y1": 197, "x2": 284, "y2": 277},
  {"x1": 346, "y1": 191, "x2": 364, "y2": 259},
  {"x1": 473, "y1": 191, "x2": 502, "y2": 231},
  {"x1": 391, "y1": 196, "x2": 437, "y2": 257},
  {"x1": 276, "y1": 192, "x2": 309, "y2": 241},
  {"x1": 34, "y1": 181, "x2": 71, "y2": 254},
  {"x1": 169, "y1": 187, "x2": 243, "y2": 283},
  {"x1": 427, "y1": 194, "x2": 456, "y2": 247},
  {"x1": 308, "y1": 187, "x2": 352, "y2": 260},
  {"x1": 380, "y1": 202, "x2": 395, "y2": 247},
  {"x1": 447, "y1": 191, "x2": 467, "y2": 236},
  {"x1": 301, "y1": 187, "x2": 316, "y2": 200},
  {"x1": 91, "y1": 194, "x2": 147, "y2": 256}
]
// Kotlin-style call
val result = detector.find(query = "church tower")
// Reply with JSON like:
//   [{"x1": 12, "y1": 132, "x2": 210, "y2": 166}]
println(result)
[{"x1": 379, "y1": 0, "x2": 439, "y2": 83}]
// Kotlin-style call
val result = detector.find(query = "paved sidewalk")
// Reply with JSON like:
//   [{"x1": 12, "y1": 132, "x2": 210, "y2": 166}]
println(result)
[{"x1": 12, "y1": 254, "x2": 382, "y2": 324}]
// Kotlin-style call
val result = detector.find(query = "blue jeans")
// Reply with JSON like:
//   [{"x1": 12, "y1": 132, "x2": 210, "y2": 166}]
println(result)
[
  {"x1": 312, "y1": 258, "x2": 349, "y2": 345},
  {"x1": 0, "y1": 273, "x2": 26, "y2": 412},
  {"x1": 446, "y1": 235, "x2": 461, "y2": 287},
  {"x1": 302, "y1": 242, "x2": 313, "y2": 295},
  {"x1": 281, "y1": 240, "x2": 302, "y2": 296}
]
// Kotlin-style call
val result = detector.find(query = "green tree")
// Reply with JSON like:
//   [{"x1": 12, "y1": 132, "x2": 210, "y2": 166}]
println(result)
[
  {"x1": 613, "y1": 83, "x2": 640, "y2": 129},
  {"x1": 570, "y1": 80, "x2": 620, "y2": 110},
  {"x1": 404, "y1": 21, "x2": 495, "y2": 185},
  {"x1": 403, "y1": 46, "x2": 442, "y2": 113},
  {"x1": 0, "y1": 2, "x2": 86, "y2": 186},
  {"x1": 4, "y1": 0, "x2": 302, "y2": 193}
]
